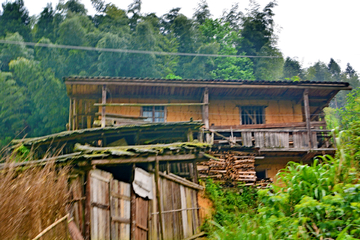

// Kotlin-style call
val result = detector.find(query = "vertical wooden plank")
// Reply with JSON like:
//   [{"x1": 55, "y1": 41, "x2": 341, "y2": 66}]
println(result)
[
  {"x1": 148, "y1": 174, "x2": 157, "y2": 240},
  {"x1": 87, "y1": 115, "x2": 92, "y2": 129},
  {"x1": 131, "y1": 188, "x2": 136, "y2": 240},
  {"x1": 124, "y1": 182, "x2": 131, "y2": 240},
  {"x1": 202, "y1": 87, "x2": 209, "y2": 129},
  {"x1": 185, "y1": 188, "x2": 193, "y2": 237},
  {"x1": 311, "y1": 131, "x2": 317, "y2": 148},
  {"x1": 85, "y1": 171, "x2": 91, "y2": 240},
  {"x1": 242, "y1": 132, "x2": 252, "y2": 147},
  {"x1": 282, "y1": 132, "x2": 290, "y2": 148},
  {"x1": 90, "y1": 170, "x2": 112, "y2": 240},
  {"x1": 273, "y1": 133, "x2": 280, "y2": 148},
  {"x1": 69, "y1": 98, "x2": 73, "y2": 130},
  {"x1": 190, "y1": 189, "x2": 198, "y2": 235},
  {"x1": 155, "y1": 157, "x2": 164, "y2": 240},
  {"x1": 173, "y1": 182, "x2": 183, "y2": 240},
  {"x1": 192, "y1": 161, "x2": 198, "y2": 183},
  {"x1": 293, "y1": 132, "x2": 299, "y2": 148},
  {"x1": 101, "y1": 85, "x2": 106, "y2": 128},
  {"x1": 254, "y1": 132, "x2": 265, "y2": 148},
  {"x1": 170, "y1": 181, "x2": 177, "y2": 239},
  {"x1": 303, "y1": 89, "x2": 312, "y2": 149},
  {"x1": 180, "y1": 185, "x2": 188, "y2": 238},
  {"x1": 73, "y1": 99, "x2": 77, "y2": 130},
  {"x1": 265, "y1": 132, "x2": 271, "y2": 148}
]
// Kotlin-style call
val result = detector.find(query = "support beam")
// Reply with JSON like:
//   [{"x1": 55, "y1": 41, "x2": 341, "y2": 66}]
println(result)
[
  {"x1": 69, "y1": 98, "x2": 73, "y2": 130},
  {"x1": 95, "y1": 103, "x2": 206, "y2": 107},
  {"x1": 90, "y1": 153, "x2": 203, "y2": 166},
  {"x1": 101, "y1": 85, "x2": 106, "y2": 128},
  {"x1": 73, "y1": 99, "x2": 76, "y2": 130},
  {"x1": 202, "y1": 87, "x2": 209, "y2": 129},
  {"x1": 303, "y1": 89, "x2": 312, "y2": 148}
]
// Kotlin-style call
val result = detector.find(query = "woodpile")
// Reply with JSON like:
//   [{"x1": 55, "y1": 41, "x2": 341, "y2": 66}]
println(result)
[{"x1": 197, "y1": 151, "x2": 257, "y2": 183}]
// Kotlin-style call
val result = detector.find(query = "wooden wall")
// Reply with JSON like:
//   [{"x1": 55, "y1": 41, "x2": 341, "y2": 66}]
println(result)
[
  {"x1": 149, "y1": 174, "x2": 201, "y2": 240},
  {"x1": 71, "y1": 168, "x2": 202, "y2": 240},
  {"x1": 208, "y1": 99, "x2": 303, "y2": 127},
  {"x1": 71, "y1": 97, "x2": 303, "y2": 129},
  {"x1": 100, "y1": 98, "x2": 202, "y2": 123}
]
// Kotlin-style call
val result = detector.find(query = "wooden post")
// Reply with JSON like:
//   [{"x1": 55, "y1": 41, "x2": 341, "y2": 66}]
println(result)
[
  {"x1": 192, "y1": 160, "x2": 198, "y2": 183},
  {"x1": 154, "y1": 156, "x2": 164, "y2": 240},
  {"x1": 73, "y1": 99, "x2": 76, "y2": 130},
  {"x1": 202, "y1": 88, "x2": 209, "y2": 129},
  {"x1": 101, "y1": 85, "x2": 106, "y2": 128},
  {"x1": 187, "y1": 128, "x2": 193, "y2": 142},
  {"x1": 303, "y1": 89, "x2": 312, "y2": 149},
  {"x1": 69, "y1": 98, "x2": 73, "y2": 130},
  {"x1": 202, "y1": 88, "x2": 210, "y2": 143},
  {"x1": 130, "y1": 163, "x2": 136, "y2": 240},
  {"x1": 84, "y1": 171, "x2": 91, "y2": 240},
  {"x1": 166, "y1": 161, "x2": 170, "y2": 174}
]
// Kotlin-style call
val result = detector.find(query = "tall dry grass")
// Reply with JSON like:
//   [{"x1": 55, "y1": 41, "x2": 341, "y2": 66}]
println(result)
[{"x1": 0, "y1": 156, "x2": 71, "y2": 239}]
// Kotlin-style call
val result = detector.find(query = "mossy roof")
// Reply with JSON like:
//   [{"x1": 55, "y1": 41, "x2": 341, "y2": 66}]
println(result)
[
  {"x1": 73, "y1": 142, "x2": 211, "y2": 159},
  {"x1": 12, "y1": 121, "x2": 203, "y2": 147}
]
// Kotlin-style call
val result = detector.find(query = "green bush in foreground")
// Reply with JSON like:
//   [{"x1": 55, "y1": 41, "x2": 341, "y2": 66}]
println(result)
[{"x1": 205, "y1": 125, "x2": 360, "y2": 239}]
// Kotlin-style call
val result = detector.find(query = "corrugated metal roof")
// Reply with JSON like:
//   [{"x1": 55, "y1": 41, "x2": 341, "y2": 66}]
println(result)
[{"x1": 64, "y1": 76, "x2": 350, "y2": 87}]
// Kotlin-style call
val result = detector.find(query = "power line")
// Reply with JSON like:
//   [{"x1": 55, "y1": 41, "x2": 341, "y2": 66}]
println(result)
[{"x1": 0, "y1": 40, "x2": 281, "y2": 59}]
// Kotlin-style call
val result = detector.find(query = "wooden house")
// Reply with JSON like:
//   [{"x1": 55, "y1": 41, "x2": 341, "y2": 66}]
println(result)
[
  {"x1": 64, "y1": 77, "x2": 351, "y2": 181},
  {"x1": 9, "y1": 122, "x2": 210, "y2": 240}
]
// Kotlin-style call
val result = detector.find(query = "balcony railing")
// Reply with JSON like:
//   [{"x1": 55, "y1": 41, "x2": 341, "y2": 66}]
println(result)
[{"x1": 210, "y1": 128, "x2": 336, "y2": 151}]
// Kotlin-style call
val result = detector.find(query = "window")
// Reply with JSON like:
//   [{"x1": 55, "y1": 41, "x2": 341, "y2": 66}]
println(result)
[
  {"x1": 142, "y1": 106, "x2": 165, "y2": 122},
  {"x1": 240, "y1": 106, "x2": 265, "y2": 125}
]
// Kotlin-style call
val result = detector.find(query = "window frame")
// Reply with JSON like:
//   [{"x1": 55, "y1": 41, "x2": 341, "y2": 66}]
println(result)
[
  {"x1": 239, "y1": 106, "x2": 266, "y2": 125},
  {"x1": 141, "y1": 106, "x2": 166, "y2": 123}
]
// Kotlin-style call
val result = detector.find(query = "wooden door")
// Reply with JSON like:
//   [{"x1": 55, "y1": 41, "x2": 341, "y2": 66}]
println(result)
[
  {"x1": 90, "y1": 169, "x2": 112, "y2": 240},
  {"x1": 110, "y1": 179, "x2": 131, "y2": 240},
  {"x1": 132, "y1": 193, "x2": 149, "y2": 240}
]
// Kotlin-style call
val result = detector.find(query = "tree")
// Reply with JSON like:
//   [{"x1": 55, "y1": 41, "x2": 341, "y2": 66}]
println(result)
[
  {"x1": 0, "y1": 0, "x2": 31, "y2": 41},
  {"x1": 127, "y1": 0, "x2": 141, "y2": 31},
  {"x1": 327, "y1": 58, "x2": 341, "y2": 81},
  {"x1": 34, "y1": 37, "x2": 66, "y2": 79},
  {"x1": 33, "y1": 3, "x2": 56, "y2": 42},
  {"x1": 199, "y1": 19, "x2": 254, "y2": 80},
  {"x1": 239, "y1": 1, "x2": 282, "y2": 79},
  {"x1": 254, "y1": 45, "x2": 284, "y2": 80},
  {"x1": 9, "y1": 58, "x2": 68, "y2": 136},
  {"x1": 345, "y1": 63, "x2": 356, "y2": 78},
  {"x1": 0, "y1": 71, "x2": 29, "y2": 146},
  {"x1": 97, "y1": 32, "x2": 128, "y2": 76},
  {"x1": 127, "y1": 20, "x2": 161, "y2": 78},
  {"x1": 305, "y1": 61, "x2": 331, "y2": 82},
  {"x1": 57, "y1": 16, "x2": 86, "y2": 46},
  {"x1": 160, "y1": 7, "x2": 181, "y2": 35},
  {"x1": 193, "y1": 0, "x2": 211, "y2": 25},
  {"x1": 0, "y1": 32, "x2": 33, "y2": 71},
  {"x1": 239, "y1": 1, "x2": 277, "y2": 56},
  {"x1": 221, "y1": 3, "x2": 243, "y2": 31},
  {"x1": 91, "y1": 0, "x2": 106, "y2": 13},
  {"x1": 96, "y1": 4, "x2": 129, "y2": 35},
  {"x1": 57, "y1": 0, "x2": 87, "y2": 16},
  {"x1": 283, "y1": 57, "x2": 303, "y2": 80}
]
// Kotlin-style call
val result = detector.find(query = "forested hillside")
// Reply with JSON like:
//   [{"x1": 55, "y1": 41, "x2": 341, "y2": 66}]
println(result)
[{"x1": 0, "y1": 0, "x2": 358, "y2": 146}]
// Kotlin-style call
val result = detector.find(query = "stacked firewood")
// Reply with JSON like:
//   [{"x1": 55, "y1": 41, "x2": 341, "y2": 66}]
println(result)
[{"x1": 198, "y1": 151, "x2": 256, "y2": 183}]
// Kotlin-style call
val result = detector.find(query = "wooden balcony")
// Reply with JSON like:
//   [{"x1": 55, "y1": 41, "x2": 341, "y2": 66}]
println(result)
[{"x1": 209, "y1": 128, "x2": 336, "y2": 152}]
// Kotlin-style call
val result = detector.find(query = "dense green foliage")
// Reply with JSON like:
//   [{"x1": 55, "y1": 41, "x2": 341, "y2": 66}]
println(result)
[
  {"x1": 205, "y1": 91, "x2": 360, "y2": 239},
  {"x1": 0, "y1": 0, "x2": 358, "y2": 147}
]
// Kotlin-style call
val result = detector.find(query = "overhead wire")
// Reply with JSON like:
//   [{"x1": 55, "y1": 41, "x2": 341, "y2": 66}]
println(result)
[{"x1": 0, "y1": 40, "x2": 281, "y2": 59}]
